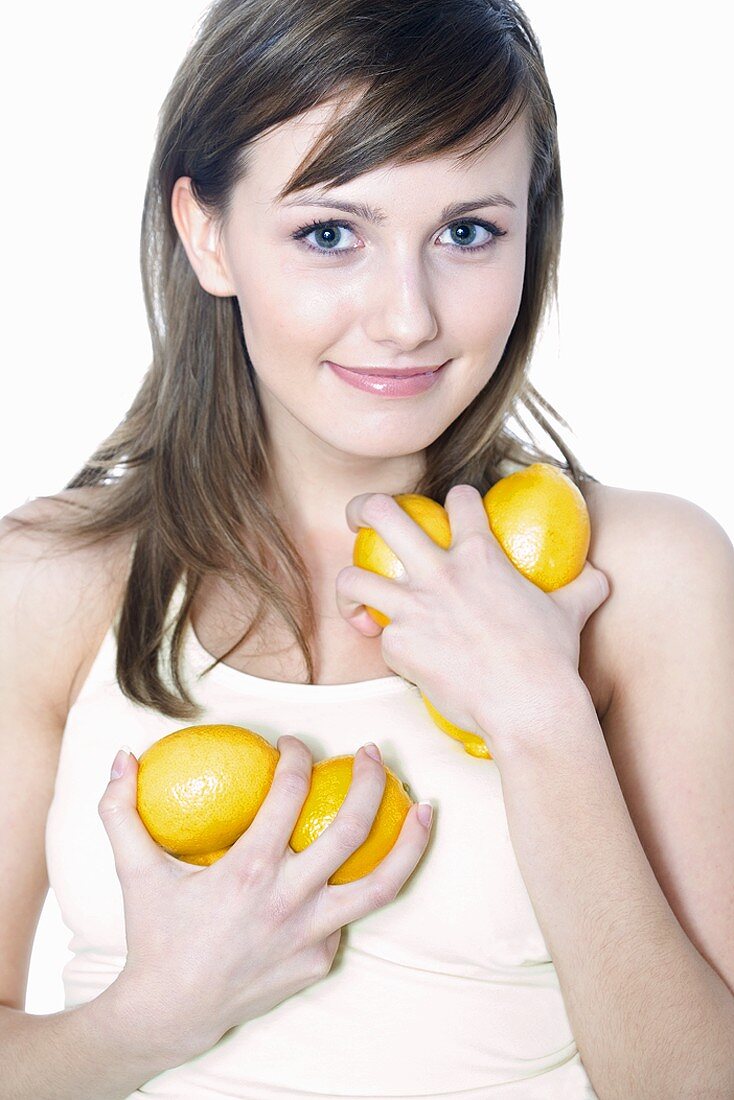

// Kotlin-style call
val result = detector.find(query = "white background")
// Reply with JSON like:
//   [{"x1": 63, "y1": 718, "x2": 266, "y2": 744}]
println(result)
[{"x1": 2, "y1": 3, "x2": 729, "y2": 1014}]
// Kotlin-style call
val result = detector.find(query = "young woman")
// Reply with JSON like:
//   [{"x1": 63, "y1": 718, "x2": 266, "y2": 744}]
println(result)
[{"x1": 1, "y1": 1, "x2": 732, "y2": 1097}]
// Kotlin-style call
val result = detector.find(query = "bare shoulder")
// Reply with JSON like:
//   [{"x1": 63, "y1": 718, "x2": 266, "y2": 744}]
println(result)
[
  {"x1": 579, "y1": 477, "x2": 728, "y2": 581},
  {"x1": 0, "y1": 486, "x2": 136, "y2": 726},
  {"x1": 576, "y1": 477, "x2": 728, "y2": 720}
]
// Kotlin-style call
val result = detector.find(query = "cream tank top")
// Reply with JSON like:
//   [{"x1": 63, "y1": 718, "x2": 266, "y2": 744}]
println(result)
[{"x1": 46, "y1": 551, "x2": 599, "y2": 1098}]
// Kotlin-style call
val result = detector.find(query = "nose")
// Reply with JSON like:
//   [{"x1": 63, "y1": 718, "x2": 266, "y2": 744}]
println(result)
[{"x1": 362, "y1": 254, "x2": 439, "y2": 351}]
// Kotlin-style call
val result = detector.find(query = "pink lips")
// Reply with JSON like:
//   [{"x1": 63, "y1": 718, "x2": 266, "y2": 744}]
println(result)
[
  {"x1": 334, "y1": 363, "x2": 445, "y2": 377},
  {"x1": 327, "y1": 360, "x2": 449, "y2": 397}
]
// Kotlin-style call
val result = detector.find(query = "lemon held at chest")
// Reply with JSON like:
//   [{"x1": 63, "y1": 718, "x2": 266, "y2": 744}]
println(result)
[{"x1": 136, "y1": 724, "x2": 413, "y2": 884}]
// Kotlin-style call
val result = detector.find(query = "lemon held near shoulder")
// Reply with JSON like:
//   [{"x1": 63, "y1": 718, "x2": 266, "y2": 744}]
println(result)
[
  {"x1": 484, "y1": 461, "x2": 590, "y2": 591},
  {"x1": 349, "y1": 464, "x2": 591, "y2": 759}
]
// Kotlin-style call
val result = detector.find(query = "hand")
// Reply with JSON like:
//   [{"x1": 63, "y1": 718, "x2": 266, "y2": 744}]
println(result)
[
  {"x1": 98, "y1": 736, "x2": 432, "y2": 1059},
  {"x1": 335, "y1": 484, "x2": 610, "y2": 758}
]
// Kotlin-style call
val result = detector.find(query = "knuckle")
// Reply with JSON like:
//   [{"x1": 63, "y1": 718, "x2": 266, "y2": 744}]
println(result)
[
  {"x1": 379, "y1": 623, "x2": 403, "y2": 661},
  {"x1": 365, "y1": 874, "x2": 398, "y2": 908},
  {"x1": 97, "y1": 796, "x2": 121, "y2": 820},
  {"x1": 336, "y1": 809, "x2": 370, "y2": 851},
  {"x1": 427, "y1": 552, "x2": 451, "y2": 583},
  {"x1": 334, "y1": 569, "x2": 354, "y2": 598},
  {"x1": 309, "y1": 946, "x2": 332, "y2": 981},
  {"x1": 364, "y1": 493, "x2": 394, "y2": 523},
  {"x1": 457, "y1": 531, "x2": 491, "y2": 557},
  {"x1": 454, "y1": 536, "x2": 495, "y2": 574},
  {"x1": 266, "y1": 881, "x2": 292, "y2": 926},
  {"x1": 318, "y1": 941, "x2": 336, "y2": 973},
  {"x1": 277, "y1": 735, "x2": 313, "y2": 770},
  {"x1": 318, "y1": 929, "x2": 342, "y2": 973},
  {"x1": 325, "y1": 926, "x2": 342, "y2": 953},
  {"x1": 236, "y1": 852, "x2": 271, "y2": 887},
  {"x1": 596, "y1": 568, "x2": 610, "y2": 600},
  {"x1": 276, "y1": 767, "x2": 311, "y2": 801}
]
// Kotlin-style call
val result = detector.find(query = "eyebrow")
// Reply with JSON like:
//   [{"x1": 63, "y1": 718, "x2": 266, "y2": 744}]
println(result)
[{"x1": 278, "y1": 192, "x2": 517, "y2": 223}]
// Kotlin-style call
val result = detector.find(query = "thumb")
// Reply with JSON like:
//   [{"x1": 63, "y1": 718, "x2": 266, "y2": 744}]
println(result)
[
  {"x1": 98, "y1": 746, "x2": 162, "y2": 881},
  {"x1": 550, "y1": 559, "x2": 610, "y2": 632}
]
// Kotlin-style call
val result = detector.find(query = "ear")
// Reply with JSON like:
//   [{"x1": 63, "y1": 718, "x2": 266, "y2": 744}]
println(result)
[{"x1": 171, "y1": 176, "x2": 237, "y2": 297}]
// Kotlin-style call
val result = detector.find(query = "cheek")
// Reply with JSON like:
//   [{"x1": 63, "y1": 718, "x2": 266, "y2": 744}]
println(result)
[
  {"x1": 233, "y1": 256, "x2": 343, "y2": 350},
  {"x1": 446, "y1": 263, "x2": 525, "y2": 348}
]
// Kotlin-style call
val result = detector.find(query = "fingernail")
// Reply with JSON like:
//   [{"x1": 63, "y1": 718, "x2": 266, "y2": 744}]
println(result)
[
  {"x1": 363, "y1": 742, "x2": 382, "y2": 763},
  {"x1": 416, "y1": 801, "x2": 433, "y2": 828},
  {"x1": 110, "y1": 746, "x2": 132, "y2": 780}
]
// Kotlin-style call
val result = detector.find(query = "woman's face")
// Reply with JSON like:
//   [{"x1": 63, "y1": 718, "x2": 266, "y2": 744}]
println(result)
[{"x1": 175, "y1": 99, "x2": 532, "y2": 467}]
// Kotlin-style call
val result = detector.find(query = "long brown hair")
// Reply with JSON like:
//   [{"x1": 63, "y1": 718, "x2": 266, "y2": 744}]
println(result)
[{"x1": 5, "y1": 0, "x2": 597, "y2": 719}]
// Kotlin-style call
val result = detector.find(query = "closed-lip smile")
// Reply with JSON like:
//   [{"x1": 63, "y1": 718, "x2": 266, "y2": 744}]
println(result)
[{"x1": 327, "y1": 361, "x2": 448, "y2": 377}]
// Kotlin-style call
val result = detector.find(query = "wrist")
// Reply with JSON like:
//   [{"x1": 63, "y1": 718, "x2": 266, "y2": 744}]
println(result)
[
  {"x1": 476, "y1": 665, "x2": 596, "y2": 766},
  {"x1": 98, "y1": 967, "x2": 216, "y2": 1067}
]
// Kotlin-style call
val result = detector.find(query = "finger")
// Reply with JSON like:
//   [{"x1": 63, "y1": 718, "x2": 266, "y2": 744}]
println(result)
[
  {"x1": 345, "y1": 492, "x2": 440, "y2": 580},
  {"x1": 550, "y1": 559, "x2": 611, "y2": 630},
  {"x1": 98, "y1": 748, "x2": 166, "y2": 883},
  {"x1": 314, "y1": 799, "x2": 433, "y2": 934},
  {"x1": 334, "y1": 564, "x2": 407, "y2": 630},
  {"x1": 223, "y1": 735, "x2": 314, "y2": 864},
  {"x1": 444, "y1": 483, "x2": 502, "y2": 551},
  {"x1": 287, "y1": 745, "x2": 389, "y2": 898}
]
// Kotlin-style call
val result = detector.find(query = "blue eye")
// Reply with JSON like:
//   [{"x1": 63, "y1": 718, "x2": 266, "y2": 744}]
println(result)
[
  {"x1": 436, "y1": 222, "x2": 501, "y2": 250},
  {"x1": 290, "y1": 217, "x2": 507, "y2": 258},
  {"x1": 291, "y1": 219, "x2": 357, "y2": 254}
]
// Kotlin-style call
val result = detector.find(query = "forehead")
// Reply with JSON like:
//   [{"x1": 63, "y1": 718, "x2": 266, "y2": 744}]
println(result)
[{"x1": 238, "y1": 96, "x2": 532, "y2": 214}]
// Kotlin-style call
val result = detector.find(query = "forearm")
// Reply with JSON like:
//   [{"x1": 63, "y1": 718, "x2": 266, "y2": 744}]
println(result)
[
  {"x1": 489, "y1": 680, "x2": 734, "y2": 1100},
  {"x1": 0, "y1": 976, "x2": 196, "y2": 1100}
]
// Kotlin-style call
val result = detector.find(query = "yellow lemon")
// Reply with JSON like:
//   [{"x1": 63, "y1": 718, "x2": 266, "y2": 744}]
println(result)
[
  {"x1": 137, "y1": 724, "x2": 279, "y2": 866},
  {"x1": 289, "y1": 754, "x2": 414, "y2": 885},
  {"x1": 420, "y1": 692, "x2": 492, "y2": 760},
  {"x1": 353, "y1": 493, "x2": 452, "y2": 627},
  {"x1": 483, "y1": 462, "x2": 590, "y2": 591}
]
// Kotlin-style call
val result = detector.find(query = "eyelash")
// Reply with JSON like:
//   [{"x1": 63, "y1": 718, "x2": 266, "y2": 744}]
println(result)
[{"x1": 290, "y1": 216, "x2": 507, "y2": 258}]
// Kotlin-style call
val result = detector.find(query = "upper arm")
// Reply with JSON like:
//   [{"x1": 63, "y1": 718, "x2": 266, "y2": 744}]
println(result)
[
  {"x1": 599, "y1": 489, "x2": 734, "y2": 997},
  {"x1": 0, "y1": 496, "x2": 111, "y2": 1011}
]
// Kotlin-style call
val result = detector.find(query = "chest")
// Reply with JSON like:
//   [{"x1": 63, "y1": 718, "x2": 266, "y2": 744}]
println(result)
[
  {"x1": 190, "y1": 570, "x2": 615, "y2": 721},
  {"x1": 192, "y1": 573, "x2": 397, "y2": 686}
]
